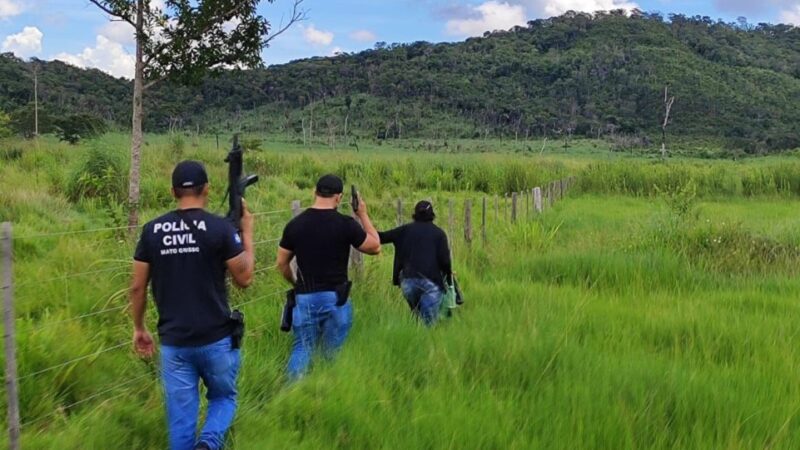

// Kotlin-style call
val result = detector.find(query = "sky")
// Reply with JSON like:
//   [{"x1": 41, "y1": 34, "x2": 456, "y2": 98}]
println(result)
[{"x1": 1, "y1": 0, "x2": 798, "y2": 79}]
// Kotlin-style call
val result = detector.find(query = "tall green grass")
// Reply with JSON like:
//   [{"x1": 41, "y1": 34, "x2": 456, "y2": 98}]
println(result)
[{"x1": 2, "y1": 135, "x2": 800, "y2": 448}]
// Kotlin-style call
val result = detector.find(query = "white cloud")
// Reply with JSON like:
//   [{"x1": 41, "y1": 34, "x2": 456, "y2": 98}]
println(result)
[
  {"x1": 445, "y1": 1, "x2": 527, "y2": 37},
  {"x1": 780, "y1": 5, "x2": 800, "y2": 25},
  {"x1": 527, "y1": 0, "x2": 639, "y2": 17},
  {"x1": 99, "y1": 21, "x2": 135, "y2": 45},
  {"x1": 222, "y1": 17, "x2": 241, "y2": 33},
  {"x1": 350, "y1": 29, "x2": 377, "y2": 42},
  {"x1": 0, "y1": 0, "x2": 22, "y2": 19},
  {"x1": 331, "y1": 46, "x2": 344, "y2": 56},
  {"x1": 303, "y1": 24, "x2": 334, "y2": 46},
  {"x1": 2, "y1": 26, "x2": 43, "y2": 58},
  {"x1": 54, "y1": 35, "x2": 135, "y2": 79}
]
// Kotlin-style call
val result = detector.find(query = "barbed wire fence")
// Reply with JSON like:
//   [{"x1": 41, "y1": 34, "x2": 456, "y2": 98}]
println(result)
[{"x1": 0, "y1": 176, "x2": 576, "y2": 449}]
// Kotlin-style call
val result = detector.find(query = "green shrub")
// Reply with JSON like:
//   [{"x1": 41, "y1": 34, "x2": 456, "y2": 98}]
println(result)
[
  {"x1": 168, "y1": 133, "x2": 186, "y2": 160},
  {"x1": 54, "y1": 114, "x2": 108, "y2": 144},
  {"x1": 66, "y1": 144, "x2": 126, "y2": 204},
  {"x1": 1, "y1": 147, "x2": 23, "y2": 161}
]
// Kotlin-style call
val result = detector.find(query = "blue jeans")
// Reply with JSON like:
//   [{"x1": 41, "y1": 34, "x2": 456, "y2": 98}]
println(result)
[
  {"x1": 161, "y1": 336, "x2": 240, "y2": 450},
  {"x1": 287, "y1": 291, "x2": 353, "y2": 380},
  {"x1": 401, "y1": 278, "x2": 443, "y2": 326}
]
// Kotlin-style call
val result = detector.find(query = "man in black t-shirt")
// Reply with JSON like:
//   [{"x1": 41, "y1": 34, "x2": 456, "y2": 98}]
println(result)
[
  {"x1": 276, "y1": 174, "x2": 380, "y2": 380},
  {"x1": 130, "y1": 160, "x2": 255, "y2": 450},
  {"x1": 379, "y1": 201, "x2": 452, "y2": 326}
]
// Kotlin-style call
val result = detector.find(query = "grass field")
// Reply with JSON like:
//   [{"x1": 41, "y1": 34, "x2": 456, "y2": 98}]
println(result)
[{"x1": 2, "y1": 134, "x2": 800, "y2": 449}]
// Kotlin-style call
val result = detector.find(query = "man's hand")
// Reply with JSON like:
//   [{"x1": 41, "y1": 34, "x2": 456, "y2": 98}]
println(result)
[
  {"x1": 133, "y1": 329, "x2": 155, "y2": 358},
  {"x1": 355, "y1": 195, "x2": 368, "y2": 220}
]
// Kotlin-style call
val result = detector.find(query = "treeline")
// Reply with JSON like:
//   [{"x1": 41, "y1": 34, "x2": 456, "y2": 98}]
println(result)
[{"x1": 1, "y1": 11, "x2": 799, "y2": 152}]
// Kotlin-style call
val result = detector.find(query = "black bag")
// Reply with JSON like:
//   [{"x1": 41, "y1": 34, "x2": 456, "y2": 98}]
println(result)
[
  {"x1": 230, "y1": 309, "x2": 245, "y2": 349},
  {"x1": 335, "y1": 281, "x2": 353, "y2": 307},
  {"x1": 280, "y1": 289, "x2": 296, "y2": 332}
]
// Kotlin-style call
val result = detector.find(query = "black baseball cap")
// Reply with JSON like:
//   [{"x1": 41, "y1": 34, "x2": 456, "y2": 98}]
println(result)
[
  {"x1": 172, "y1": 160, "x2": 209, "y2": 188},
  {"x1": 316, "y1": 174, "x2": 344, "y2": 195},
  {"x1": 413, "y1": 200, "x2": 435, "y2": 221}
]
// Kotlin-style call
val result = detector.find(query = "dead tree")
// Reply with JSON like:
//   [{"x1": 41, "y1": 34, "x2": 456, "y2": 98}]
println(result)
[{"x1": 661, "y1": 86, "x2": 676, "y2": 160}]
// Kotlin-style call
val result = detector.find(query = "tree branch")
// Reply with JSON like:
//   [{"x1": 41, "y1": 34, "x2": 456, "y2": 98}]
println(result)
[
  {"x1": 263, "y1": 0, "x2": 308, "y2": 46},
  {"x1": 143, "y1": 75, "x2": 167, "y2": 91},
  {"x1": 87, "y1": 0, "x2": 135, "y2": 27}
]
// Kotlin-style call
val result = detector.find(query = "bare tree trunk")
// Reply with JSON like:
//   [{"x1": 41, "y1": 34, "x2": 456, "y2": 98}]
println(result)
[
  {"x1": 33, "y1": 67, "x2": 38, "y2": 136},
  {"x1": 301, "y1": 117, "x2": 307, "y2": 146},
  {"x1": 661, "y1": 86, "x2": 675, "y2": 160},
  {"x1": 344, "y1": 111, "x2": 349, "y2": 146},
  {"x1": 127, "y1": 0, "x2": 145, "y2": 231}
]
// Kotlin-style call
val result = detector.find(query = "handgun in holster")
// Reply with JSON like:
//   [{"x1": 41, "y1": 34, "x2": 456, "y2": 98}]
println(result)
[{"x1": 230, "y1": 309, "x2": 245, "y2": 349}]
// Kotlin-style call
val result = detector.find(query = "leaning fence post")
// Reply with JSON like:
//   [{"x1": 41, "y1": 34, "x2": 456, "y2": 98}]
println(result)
[
  {"x1": 464, "y1": 199, "x2": 473, "y2": 244},
  {"x1": 511, "y1": 192, "x2": 518, "y2": 223},
  {"x1": 396, "y1": 199, "x2": 403, "y2": 227},
  {"x1": 481, "y1": 197, "x2": 487, "y2": 245},
  {"x1": 2, "y1": 222, "x2": 20, "y2": 450}
]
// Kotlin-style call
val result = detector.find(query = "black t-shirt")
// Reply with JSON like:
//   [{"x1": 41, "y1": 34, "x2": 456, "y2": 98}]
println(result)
[
  {"x1": 279, "y1": 208, "x2": 367, "y2": 293},
  {"x1": 379, "y1": 221, "x2": 452, "y2": 288},
  {"x1": 133, "y1": 209, "x2": 244, "y2": 347}
]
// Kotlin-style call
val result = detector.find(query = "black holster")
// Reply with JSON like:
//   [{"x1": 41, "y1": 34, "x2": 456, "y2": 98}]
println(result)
[
  {"x1": 335, "y1": 281, "x2": 352, "y2": 307},
  {"x1": 230, "y1": 309, "x2": 245, "y2": 349},
  {"x1": 280, "y1": 289, "x2": 296, "y2": 332}
]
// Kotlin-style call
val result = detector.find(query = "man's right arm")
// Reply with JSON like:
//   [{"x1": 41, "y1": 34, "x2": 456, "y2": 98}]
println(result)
[
  {"x1": 276, "y1": 247, "x2": 296, "y2": 285},
  {"x1": 226, "y1": 202, "x2": 255, "y2": 288},
  {"x1": 378, "y1": 227, "x2": 402, "y2": 244},
  {"x1": 355, "y1": 196, "x2": 381, "y2": 255}
]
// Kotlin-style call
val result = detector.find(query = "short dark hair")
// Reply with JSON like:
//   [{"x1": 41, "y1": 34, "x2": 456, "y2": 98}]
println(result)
[
  {"x1": 174, "y1": 184, "x2": 206, "y2": 198},
  {"x1": 315, "y1": 191, "x2": 338, "y2": 199}
]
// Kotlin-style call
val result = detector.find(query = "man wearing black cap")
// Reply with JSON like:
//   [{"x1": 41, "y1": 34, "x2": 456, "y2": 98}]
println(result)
[
  {"x1": 129, "y1": 160, "x2": 255, "y2": 450},
  {"x1": 276, "y1": 174, "x2": 381, "y2": 380},
  {"x1": 378, "y1": 201, "x2": 452, "y2": 326}
]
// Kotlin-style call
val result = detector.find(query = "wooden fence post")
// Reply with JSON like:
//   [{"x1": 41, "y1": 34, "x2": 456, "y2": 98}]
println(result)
[
  {"x1": 290, "y1": 201, "x2": 302, "y2": 277},
  {"x1": 2, "y1": 223, "x2": 20, "y2": 450},
  {"x1": 534, "y1": 187, "x2": 542, "y2": 213},
  {"x1": 525, "y1": 189, "x2": 530, "y2": 220},
  {"x1": 396, "y1": 199, "x2": 403, "y2": 227},
  {"x1": 511, "y1": 192, "x2": 518, "y2": 223},
  {"x1": 548, "y1": 182, "x2": 555, "y2": 207},
  {"x1": 464, "y1": 199, "x2": 473, "y2": 244},
  {"x1": 481, "y1": 197, "x2": 487, "y2": 245},
  {"x1": 348, "y1": 201, "x2": 364, "y2": 272}
]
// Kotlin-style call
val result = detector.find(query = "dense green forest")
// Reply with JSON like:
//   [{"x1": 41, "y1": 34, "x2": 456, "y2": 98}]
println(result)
[{"x1": 1, "y1": 11, "x2": 799, "y2": 152}]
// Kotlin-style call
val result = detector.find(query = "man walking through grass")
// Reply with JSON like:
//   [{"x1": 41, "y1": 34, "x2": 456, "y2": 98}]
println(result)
[
  {"x1": 276, "y1": 174, "x2": 380, "y2": 380},
  {"x1": 129, "y1": 160, "x2": 255, "y2": 450},
  {"x1": 378, "y1": 201, "x2": 453, "y2": 326}
]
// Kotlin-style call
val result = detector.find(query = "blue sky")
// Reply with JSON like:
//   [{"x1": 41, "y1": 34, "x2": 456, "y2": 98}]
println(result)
[{"x1": 1, "y1": 0, "x2": 798, "y2": 78}]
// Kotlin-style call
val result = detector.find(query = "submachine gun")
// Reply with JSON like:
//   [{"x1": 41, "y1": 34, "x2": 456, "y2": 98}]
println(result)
[{"x1": 225, "y1": 134, "x2": 259, "y2": 230}]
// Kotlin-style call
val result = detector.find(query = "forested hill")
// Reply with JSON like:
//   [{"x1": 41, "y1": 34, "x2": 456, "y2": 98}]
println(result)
[{"x1": 2, "y1": 11, "x2": 799, "y2": 152}]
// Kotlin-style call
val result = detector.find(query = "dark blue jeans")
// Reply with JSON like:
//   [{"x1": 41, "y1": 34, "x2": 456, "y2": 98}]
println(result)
[
  {"x1": 287, "y1": 291, "x2": 353, "y2": 380},
  {"x1": 161, "y1": 336, "x2": 240, "y2": 450},
  {"x1": 401, "y1": 278, "x2": 443, "y2": 326}
]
